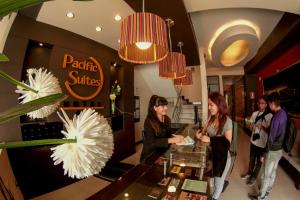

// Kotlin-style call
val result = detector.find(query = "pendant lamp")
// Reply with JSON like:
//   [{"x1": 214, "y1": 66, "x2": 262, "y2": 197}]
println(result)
[
  {"x1": 159, "y1": 20, "x2": 186, "y2": 79},
  {"x1": 174, "y1": 68, "x2": 193, "y2": 86},
  {"x1": 118, "y1": 0, "x2": 169, "y2": 64}
]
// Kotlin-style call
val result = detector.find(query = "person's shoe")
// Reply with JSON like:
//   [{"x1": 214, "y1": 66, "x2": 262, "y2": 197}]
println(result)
[
  {"x1": 246, "y1": 177, "x2": 256, "y2": 186},
  {"x1": 248, "y1": 194, "x2": 259, "y2": 200},
  {"x1": 222, "y1": 180, "x2": 229, "y2": 193},
  {"x1": 248, "y1": 193, "x2": 266, "y2": 200},
  {"x1": 241, "y1": 173, "x2": 251, "y2": 179},
  {"x1": 265, "y1": 187, "x2": 272, "y2": 197}
]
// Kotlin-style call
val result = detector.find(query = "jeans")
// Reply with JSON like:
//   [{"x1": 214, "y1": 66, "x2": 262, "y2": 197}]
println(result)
[
  {"x1": 248, "y1": 143, "x2": 265, "y2": 178},
  {"x1": 212, "y1": 152, "x2": 231, "y2": 199},
  {"x1": 259, "y1": 149, "x2": 282, "y2": 199}
]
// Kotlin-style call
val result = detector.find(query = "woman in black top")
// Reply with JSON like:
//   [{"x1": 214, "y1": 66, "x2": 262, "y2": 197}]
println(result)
[{"x1": 140, "y1": 95, "x2": 184, "y2": 161}]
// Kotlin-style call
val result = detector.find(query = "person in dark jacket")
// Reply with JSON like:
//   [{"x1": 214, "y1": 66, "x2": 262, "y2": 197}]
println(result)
[
  {"x1": 249, "y1": 92, "x2": 287, "y2": 200},
  {"x1": 140, "y1": 95, "x2": 184, "y2": 162},
  {"x1": 195, "y1": 92, "x2": 232, "y2": 200}
]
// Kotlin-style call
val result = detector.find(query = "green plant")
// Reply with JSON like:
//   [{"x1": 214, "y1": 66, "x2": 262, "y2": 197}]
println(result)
[
  {"x1": 0, "y1": 0, "x2": 46, "y2": 18},
  {"x1": 0, "y1": 53, "x2": 9, "y2": 62},
  {"x1": 0, "y1": 70, "x2": 72, "y2": 149}
]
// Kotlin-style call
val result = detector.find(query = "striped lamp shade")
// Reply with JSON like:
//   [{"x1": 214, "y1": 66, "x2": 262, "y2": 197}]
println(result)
[
  {"x1": 159, "y1": 52, "x2": 186, "y2": 79},
  {"x1": 118, "y1": 12, "x2": 169, "y2": 64},
  {"x1": 174, "y1": 68, "x2": 193, "y2": 86}
]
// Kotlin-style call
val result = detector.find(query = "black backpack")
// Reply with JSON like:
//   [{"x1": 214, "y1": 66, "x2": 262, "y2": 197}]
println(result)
[{"x1": 283, "y1": 117, "x2": 298, "y2": 153}]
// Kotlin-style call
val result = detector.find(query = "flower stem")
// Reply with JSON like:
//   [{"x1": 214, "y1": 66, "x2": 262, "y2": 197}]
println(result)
[
  {"x1": 0, "y1": 70, "x2": 38, "y2": 94},
  {"x1": 0, "y1": 53, "x2": 9, "y2": 62},
  {"x1": 0, "y1": 138, "x2": 76, "y2": 149}
]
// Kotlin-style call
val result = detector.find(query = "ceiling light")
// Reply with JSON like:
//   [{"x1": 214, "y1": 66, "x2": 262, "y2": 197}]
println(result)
[
  {"x1": 96, "y1": 26, "x2": 102, "y2": 32},
  {"x1": 66, "y1": 12, "x2": 74, "y2": 18},
  {"x1": 114, "y1": 14, "x2": 122, "y2": 21},
  {"x1": 220, "y1": 40, "x2": 250, "y2": 67},
  {"x1": 159, "y1": 19, "x2": 186, "y2": 80},
  {"x1": 38, "y1": 43, "x2": 43, "y2": 47},
  {"x1": 135, "y1": 42, "x2": 152, "y2": 50},
  {"x1": 118, "y1": 39, "x2": 120, "y2": 43},
  {"x1": 208, "y1": 20, "x2": 260, "y2": 59},
  {"x1": 118, "y1": 0, "x2": 168, "y2": 64},
  {"x1": 174, "y1": 69, "x2": 193, "y2": 87}
]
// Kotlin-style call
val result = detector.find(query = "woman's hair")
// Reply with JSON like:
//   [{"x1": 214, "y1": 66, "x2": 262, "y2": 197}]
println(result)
[
  {"x1": 146, "y1": 95, "x2": 170, "y2": 135},
  {"x1": 259, "y1": 95, "x2": 267, "y2": 102},
  {"x1": 208, "y1": 92, "x2": 228, "y2": 135}
]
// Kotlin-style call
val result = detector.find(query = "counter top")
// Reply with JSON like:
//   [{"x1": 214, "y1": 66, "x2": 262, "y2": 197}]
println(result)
[{"x1": 87, "y1": 124, "x2": 211, "y2": 200}]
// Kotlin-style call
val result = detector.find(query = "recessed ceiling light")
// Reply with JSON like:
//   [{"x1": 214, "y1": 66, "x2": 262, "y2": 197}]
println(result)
[
  {"x1": 66, "y1": 12, "x2": 75, "y2": 18},
  {"x1": 220, "y1": 40, "x2": 250, "y2": 67},
  {"x1": 39, "y1": 43, "x2": 43, "y2": 47},
  {"x1": 114, "y1": 14, "x2": 122, "y2": 21},
  {"x1": 96, "y1": 26, "x2": 102, "y2": 32}
]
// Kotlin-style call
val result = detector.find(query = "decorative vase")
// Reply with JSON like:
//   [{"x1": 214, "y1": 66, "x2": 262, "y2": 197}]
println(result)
[{"x1": 111, "y1": 100, "x2": 116, "y2": 115}]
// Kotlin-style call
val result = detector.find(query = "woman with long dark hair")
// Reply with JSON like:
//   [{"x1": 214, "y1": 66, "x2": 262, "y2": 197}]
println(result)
[
  {"x1": 140, "y1": 95, "x2": 184, "y2": 161},
  {"x1": 195, "y1": 92, "x2": 233, "y2": 200}
]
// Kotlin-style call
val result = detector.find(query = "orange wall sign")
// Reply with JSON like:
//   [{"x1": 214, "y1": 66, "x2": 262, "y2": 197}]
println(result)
[{"x1": 62, "y1": 54, "x2": 104, "y2": 100}]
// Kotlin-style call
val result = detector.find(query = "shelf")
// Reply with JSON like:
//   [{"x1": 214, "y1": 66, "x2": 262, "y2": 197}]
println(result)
[{"x1": 61, "y1": 106, "x2": 104, "y2": 111}]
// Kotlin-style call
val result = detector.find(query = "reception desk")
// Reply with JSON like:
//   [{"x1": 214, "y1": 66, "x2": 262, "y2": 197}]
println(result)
[{"x1": 88, "y1": 125, "x2": 211, "y2": 200}]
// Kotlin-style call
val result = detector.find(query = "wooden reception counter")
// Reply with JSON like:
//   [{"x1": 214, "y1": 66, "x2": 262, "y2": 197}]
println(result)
[{"x1": 87, "y1": 124, "x2": 210, "y2": 200}]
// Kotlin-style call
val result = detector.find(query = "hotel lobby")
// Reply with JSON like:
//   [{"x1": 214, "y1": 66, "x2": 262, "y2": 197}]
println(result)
[{"x1": 0, "y1": 0, "x2": 300, "y2": 199}]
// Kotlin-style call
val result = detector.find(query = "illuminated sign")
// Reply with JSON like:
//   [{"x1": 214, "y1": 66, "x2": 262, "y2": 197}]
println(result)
[{"x1": 62, "y1": 54, "x2": 104, "y2": 100}]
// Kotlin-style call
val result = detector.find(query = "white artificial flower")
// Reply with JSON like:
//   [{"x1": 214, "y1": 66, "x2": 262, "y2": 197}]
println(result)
[
  {"x1": 117, "y1": 85, "x2": 121, "y2": 93},
  {"x1": 110, "y1": 93, "x2": 116, "y2": 100},
  {"x1": 15, "y1": 68, "x2": 62, "y2": 119},
  {"x1": 51, "y1": 108, "x2": 114, "y2": 179}
]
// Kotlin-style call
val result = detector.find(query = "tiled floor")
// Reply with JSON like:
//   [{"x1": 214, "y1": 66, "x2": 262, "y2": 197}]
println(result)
[
  {"x1": 220, "y1": 126, "x2": 300, "y2": 200},
  {"x1": 34, "y1": 127, "x2": 300, "y2": 200}
]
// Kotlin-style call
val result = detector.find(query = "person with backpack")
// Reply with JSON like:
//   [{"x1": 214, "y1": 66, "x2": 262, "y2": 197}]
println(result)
[
  {"x1": 249, "y1": 92, "x2": 287, "y2": 200},
  {"x1": 241, "y1": 96, "x2": 273, "y2": 186}
]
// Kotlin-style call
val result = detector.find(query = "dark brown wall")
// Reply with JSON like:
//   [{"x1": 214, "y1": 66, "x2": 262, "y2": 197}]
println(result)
[
  {"x1": 244, "y1": 74, "x2": 257, "y2": 117},
  {"x1": 6, "y1": 14, "x2": 116, "y2": 116},
  {"x1": 0, "y1": 14, "x2": 135, "y2": 198},
  {"x1": 1, "y1": 14, "x2": 135, "y2": 151}
]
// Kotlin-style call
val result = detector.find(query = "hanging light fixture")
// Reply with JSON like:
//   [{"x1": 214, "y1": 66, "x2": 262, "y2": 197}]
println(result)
[
  {"x1": 159, "y1": 20, "x2": 186, "y2": 79},
  {"x1": 174, "y1": 68, "x2": 193, "y2": 86},
  {"x1": 118, "y1": 0, "x2": 169, "y2": 64}
]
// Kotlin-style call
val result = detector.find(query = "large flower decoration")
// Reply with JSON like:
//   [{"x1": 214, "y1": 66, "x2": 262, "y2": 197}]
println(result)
[
  {"x1": 15, "y1": 68, "x2": 62, "y2": 119},
  {"x1": 51, "y1": 108, "x2": 114, "y2": 179}
]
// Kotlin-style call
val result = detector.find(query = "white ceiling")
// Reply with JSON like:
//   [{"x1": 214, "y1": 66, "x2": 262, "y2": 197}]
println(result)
[
  {"x1": 35, "y1": 0, "x2": 297, "y2": 68},
  {"x1": 37, "y1": 0, "x2": 134, "y2": 50},
  {"x1": 183, "y1": 0, "x2": 300, "y2": 15},
  {"x1": 190, "y1": 8, "x2": 284, "y2": 67}
]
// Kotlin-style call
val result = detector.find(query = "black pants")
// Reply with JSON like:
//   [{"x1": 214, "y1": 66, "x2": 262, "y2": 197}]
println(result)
[{"x1": 248, "y1": 143, "x2": 265, "y2": 178}]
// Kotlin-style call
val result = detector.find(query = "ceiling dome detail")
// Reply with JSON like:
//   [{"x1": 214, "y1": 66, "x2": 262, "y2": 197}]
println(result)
[{"x1": 209, "y1": 22, "x2": 260, "y2": 67}]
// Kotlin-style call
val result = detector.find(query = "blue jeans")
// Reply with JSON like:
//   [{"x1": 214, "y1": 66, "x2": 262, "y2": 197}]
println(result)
[
  {"x1": 212, "y1": 152, "x2": 231, "y2": 199},
  {"x1": 259, "y1": 149, "x2": 282, "y2": 199}
]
